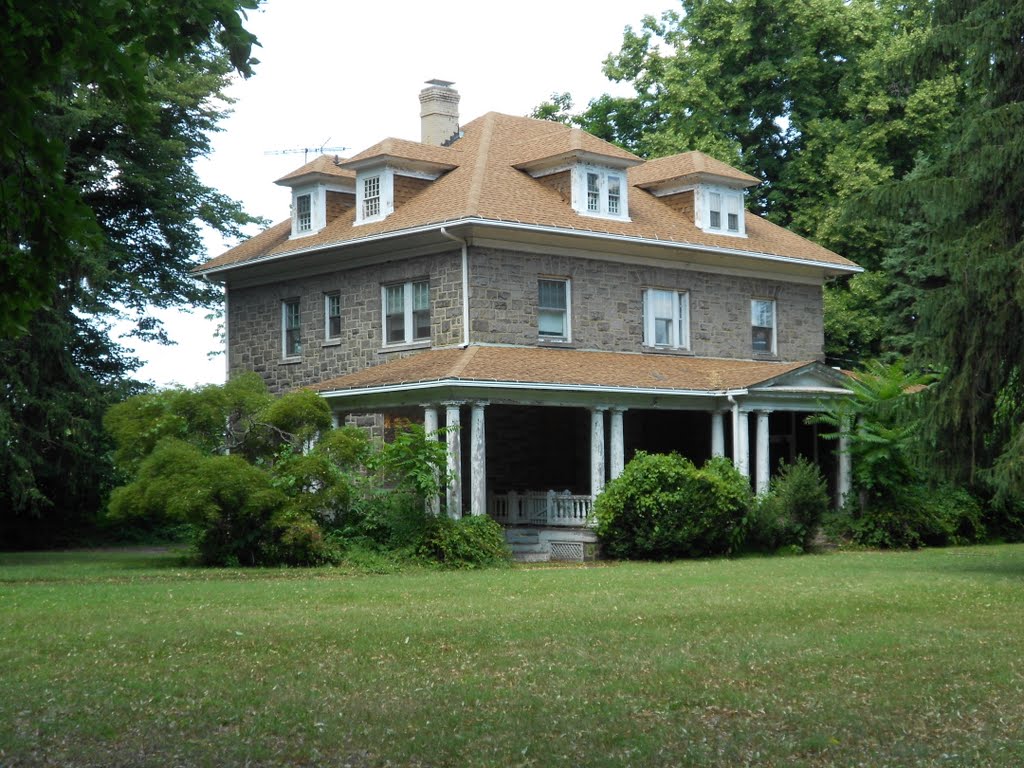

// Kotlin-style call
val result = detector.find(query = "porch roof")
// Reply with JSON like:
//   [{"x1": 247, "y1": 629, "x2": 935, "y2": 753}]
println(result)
[{"x1": 313, "y1": 345, "x2": 842, "y2": 397}]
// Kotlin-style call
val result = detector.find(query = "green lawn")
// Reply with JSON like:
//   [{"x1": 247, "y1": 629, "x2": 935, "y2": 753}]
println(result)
[{"x1": 1, "y1": 546, "x2": 1022, "y2": 767}]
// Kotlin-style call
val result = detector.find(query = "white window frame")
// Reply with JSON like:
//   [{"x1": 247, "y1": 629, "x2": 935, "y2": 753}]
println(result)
[
  {"x1": 751, "y1": 298, "x2": 776, "y2": 355},
  {"x1": 701, "y1": 185, "x2": 746, "y2": 236},
  {"x1": 643, "y1": 288, "x2": 690, "y2": 350},
  {"x1": 572, "y1": 165, "x2": 629, "y2": 220},
  {"x1": 295, "y1": 194, "x2": 312, "y2": 233},
  {"x1": 381, "y1": 279, "x2": 430, "y2": 346},
  {"x1": 282, "y1": 298, "x2": 301, "y2": 359},
  {"x1": 324, "y1": 292, "x2": 342, "y2": 341},
  {"x1": 355, "y1": 168, "x2": 394, "y2": 225},
  {"x1": 537, "y1": 278, "x2": 571, "y2": 342}
]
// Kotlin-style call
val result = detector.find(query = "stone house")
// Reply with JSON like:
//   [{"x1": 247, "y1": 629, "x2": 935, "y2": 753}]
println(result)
[{"x1": 197, "y1": 80, "x2": 860, "y2": 560}]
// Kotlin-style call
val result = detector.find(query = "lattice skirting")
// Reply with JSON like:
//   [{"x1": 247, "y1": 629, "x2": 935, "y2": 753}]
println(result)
[{"x1": 549, "y1": 541, "x2": 585, "y2": 562}]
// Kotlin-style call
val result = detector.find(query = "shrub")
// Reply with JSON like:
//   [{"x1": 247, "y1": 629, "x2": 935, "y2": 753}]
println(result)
[
  {"x1": 594, "y1": 452, "x2": 752, "y2": 560},
  {"x1": 747, "y1": 457, "x2": 830, "y2": 552},
  {"x1": 417, "y1": 515, "x2": 511, "y2": 569}
]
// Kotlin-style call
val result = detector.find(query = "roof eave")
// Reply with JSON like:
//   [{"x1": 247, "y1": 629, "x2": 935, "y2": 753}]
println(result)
[{"x1": 194, "y1": 217, "x2": 862, "y2": 280}]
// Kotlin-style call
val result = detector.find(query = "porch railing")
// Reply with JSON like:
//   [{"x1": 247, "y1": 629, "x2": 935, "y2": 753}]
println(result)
[{"x1": 488, "y1": 490, "x2": 593, "y2": 527}]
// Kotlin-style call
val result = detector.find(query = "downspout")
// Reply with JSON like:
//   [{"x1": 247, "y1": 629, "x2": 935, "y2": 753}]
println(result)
[{"x1": 440, "y1": 227, "x2": 470, "y2": 347}]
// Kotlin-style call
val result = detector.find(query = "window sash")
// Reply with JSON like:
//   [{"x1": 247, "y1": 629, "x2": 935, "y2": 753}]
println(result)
[
  {"x1": 283, "y1": 300, "x2": 301, "y2": 357},
  {"x1": 296, "y1": 194, "x2": 312, "y2": 232},
  {"x1": 325, "y1": 293, "x2": 341, "y2": 339},
  {"x1": 538, "y1": 279, "x2": 568, "y2": 339},
  {"x1": 726, "y1": 194, "x2": 741, "y2": 232},
  {"x1": 363, "y1": 176, "x2": 381, "y2": 219},
  {"x1": 607, "y1": 174, "x2": 621, "y2": 215},
  {"x1": 383, "y1": 280, "x2": 430, "y2": 345},
  {"x1": 586, "y1": 172, "x2": 600, "y2": 212},
  {"x1": 644, "y1": 289, "x2": 689, "y2": 349},
  {"x1": 708, "y1": 192, "x2": 722, "y2": 229},
  {"x1": 751, "y1": 299, "x2": 775, "y2": 353}
]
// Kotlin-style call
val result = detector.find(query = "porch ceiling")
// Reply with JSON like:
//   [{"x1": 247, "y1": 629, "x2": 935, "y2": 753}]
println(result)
[{"x1": 313, "y1": 345, "x2": 851, "y2": 410}]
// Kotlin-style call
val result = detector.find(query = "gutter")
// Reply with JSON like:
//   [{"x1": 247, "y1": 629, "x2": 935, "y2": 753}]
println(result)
[
  {"x1": 195, "y1": 217, "x2": 863, "y2": 279},
  {"x1": 317, "y1": 377, "x2": 750, "y2": 400},
  {"x1": 440, "y1": 226, "x2": 470, "y2": 347}
]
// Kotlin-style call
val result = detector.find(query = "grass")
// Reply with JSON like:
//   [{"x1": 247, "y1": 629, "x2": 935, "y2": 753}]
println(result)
[{"x1": 1, "y1": 546, "x2": 1023, "y2": 767}]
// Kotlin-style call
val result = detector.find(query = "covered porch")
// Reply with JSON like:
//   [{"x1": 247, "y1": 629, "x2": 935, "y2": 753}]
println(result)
[{"x1": 314, "y1": 345, "x2": 854, "y2": 535}]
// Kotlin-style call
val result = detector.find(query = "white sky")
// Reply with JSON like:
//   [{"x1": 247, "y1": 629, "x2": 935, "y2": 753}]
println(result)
[{"x1": 125, "y1": 0, "x2": 670, "y2": 387}]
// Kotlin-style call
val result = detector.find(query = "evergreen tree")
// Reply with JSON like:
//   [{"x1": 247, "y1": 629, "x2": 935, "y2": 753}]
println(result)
[{"x1": 0, "y1": 11, "x2": 261, "y2": 546}]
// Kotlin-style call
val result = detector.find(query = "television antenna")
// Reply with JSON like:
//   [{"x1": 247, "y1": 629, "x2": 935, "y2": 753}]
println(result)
[{"x1": 264, "y1": 138, "x2": 348, "y2": 164}]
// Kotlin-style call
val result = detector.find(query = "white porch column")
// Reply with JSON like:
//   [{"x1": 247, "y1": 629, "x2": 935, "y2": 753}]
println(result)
[
  {"x1": 755, "y1": 410, "x2": 772, "y2": 494},
  {"x1": 470, "y1": 402, "x2": 487, "y2": 517},
  {"x1": 711, "y1": 410, "x2": 726, "y2": 458},
  {"x1": 443, "y1": 401, "x2": 463, "y2": 518},
  {"x1": 591, "y1": 407, "x2": 607, "y2": 498},
  {"x1": 423, "y1": 404, "x2": 441, "y2": 516},
  {"x1": 734, "y1": 409, "x2": 750, "y2": 479},
  {"x1": 837, "y1": 417, "x2": 852, "y2": 508},
  {"x1": 609, "y1": 407, "x2": 626, "y2": 480}
]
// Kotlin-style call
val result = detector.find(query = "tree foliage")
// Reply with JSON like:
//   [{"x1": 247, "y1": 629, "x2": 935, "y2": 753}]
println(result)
[{"x1": 0, "y1": 3, "x2": 263, "y2": 545}]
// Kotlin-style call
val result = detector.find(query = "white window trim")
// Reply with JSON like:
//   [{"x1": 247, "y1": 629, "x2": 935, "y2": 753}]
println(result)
[
  {"x1": 751, "y1": 298, "x2": 777, "y2": 355},
  {"x1": 537, "y1": 277, "x2": 572, "y2": 343},
  {"x1": 571, "y1": 165, "x2": 630, "y2": 221},
  {"x1": 289, "y1": 184, "x2": 329, "y2": 238},
  {"x1": 698, "y1": 185, "x2": 746, "y2": 237},
  {"x1": 643, "y1": 288, "x2": 690, "y2": 350},
  {"x1": 381, "y1": 279, "x2": 430, "y2": 346},
  {"x1": 356, "y1": 167, "x2": 395, "y2": 225},
  {"x1": 324, "y1": 291, "x2": 341, "y2": 341},
  {"x1": 281, "y1": 298, "x2": 301, "y2": 359}
]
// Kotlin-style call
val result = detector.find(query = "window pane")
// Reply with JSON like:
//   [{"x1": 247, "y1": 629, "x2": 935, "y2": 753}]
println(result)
[
  {"x1": 296, "y1": 195, "x2": 311, "y2": 231},
  {"x1": 385, "y1": 285, "x2": 404, "y2": 315},
  {"x1": 363, "y1": 175, "x2": 380, "y2": 218},
  {"x1": 709, "y1": 192, "x2": 722, "y2": 228},
  {"x1": 538, "y1": 310, "x2": 566, "y2": 337},
  {"x1": 412, "y1": 281, "x2": 429, "y2": 310},
  {"x1": 678, "y1": 293, "x2": 689, "y2": 348},
  {"x1": 413, "y1": 309, "x2": 430, "y2": 340},
  {"x1": 587, "y1": 172, "x2": 600, "y2": 212},
  {"x1": 752, "y1": 299, "x2": 774, "y2": 328},
  {"x1": 647, "y1": 289, "x2": 676, "y2": 347},
  {"x1": 538, "y1": 279, "x2": 567, "y2": 310},
  {"x1": 326, "y1": 293, "x2": 341, "y2": 338},
  {"x1": 284, "y1": 301, "x2": 301, "y2": 356},
  {"x1": 726, "y1": 194, "x2": 740, "y2": 231},
  {"x1": 607, "y1": 175, "x2": 621, "y2": 215}
]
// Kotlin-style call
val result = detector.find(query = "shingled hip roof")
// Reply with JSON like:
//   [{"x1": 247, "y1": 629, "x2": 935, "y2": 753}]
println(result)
[{"x1": 312, "y1": 345, "x2": 847, "y2": 399}]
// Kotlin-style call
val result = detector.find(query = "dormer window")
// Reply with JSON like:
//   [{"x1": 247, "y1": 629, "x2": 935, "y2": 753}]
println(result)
[
  {"x1": 702, "y1": 186, "x2": 745, "y2": 236},
  {"x1": 295, "y1": 194, "x2": 312, "y2": 233},
  {"x1": 355, "y1": 168, "x2": 394, "y2": 225},
  {"x1": 573, "y1": 165, "x2": 629, "y2": 220}
]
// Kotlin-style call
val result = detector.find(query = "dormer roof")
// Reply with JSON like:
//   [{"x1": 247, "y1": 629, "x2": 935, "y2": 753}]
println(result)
[
  {"x1": 338, "y1": 137, "x2": 459, "y2": 175},
  {"x1": 199, "y1": 112, "x2": 859, "y2": 276},
  {"x1": 632, "y1": 151, "x2": 760, "y2": 192},
  {"x1": 511, "y1": 126, "x2": 642, "y2": 174},
  {"x1": 274, "y1": 154, "x2": 355, "y2": 187}
]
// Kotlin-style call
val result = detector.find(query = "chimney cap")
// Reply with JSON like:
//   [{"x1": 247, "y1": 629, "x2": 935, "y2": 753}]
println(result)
[{"x1": 425, "y1": 78, "x2": 455, "y2": 88}]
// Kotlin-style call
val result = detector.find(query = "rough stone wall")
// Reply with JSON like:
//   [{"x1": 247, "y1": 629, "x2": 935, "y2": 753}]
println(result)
[
  {"x1": 227, "y1": 250, "x2": 463, "y2": 392},
  {"x1": 466, "y1": 246, "x2": 824, "y2": 361}
]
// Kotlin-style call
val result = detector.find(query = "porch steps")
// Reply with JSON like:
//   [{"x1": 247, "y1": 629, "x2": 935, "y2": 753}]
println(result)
[{"x1": 504, "y1": 530, "x2": 550, "y2": 563}]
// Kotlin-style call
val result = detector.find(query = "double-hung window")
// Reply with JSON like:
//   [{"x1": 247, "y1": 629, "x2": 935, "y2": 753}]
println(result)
[
  {"x1": 362, "y1": 175, "x2": 381, "y2": 219},
  {"x1": 295, "y1": 194, "x2": 312, "y2": 233},
  {"x1": 282, "y1": 299, "x2": 301, "y2": 358},
  {"x1": 751, "y1": 298, "x2": 776, "y2": 354},
  {"x1": 324, "y1": 292, "x2": 341, "y2": 341},
  {"x1": 706, "y1": 188, "x2": 744, "y2": 234},
  {"x1": 643, "y1": 289, "x2": 690, "y2": 350},
  {"x1": 538, "y1": 278, "x2": 570, "y2": 341},
  {"x1": 576, "y1": 167, "x2": 627, "y2": 219},
  {"x1": 383, "y1": 280, "x2": 430, "y2": 346}
]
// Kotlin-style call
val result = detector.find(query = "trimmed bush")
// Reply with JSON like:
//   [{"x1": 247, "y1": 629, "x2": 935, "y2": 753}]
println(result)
[
  {"x1": 594, "y1": 452, "x2": 752, "y2": 560},
  {"x1": 417, "y1": 515, "x2": 511, "y2": 569},
  {"x1": 747, "y1": 457, "x2": 830, "y2": 552}
]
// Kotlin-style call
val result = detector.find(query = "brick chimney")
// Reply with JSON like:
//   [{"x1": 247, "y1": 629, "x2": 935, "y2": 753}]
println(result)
[{"x1": 419, "y1": 79, "x2": 460, "y2": 146}]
